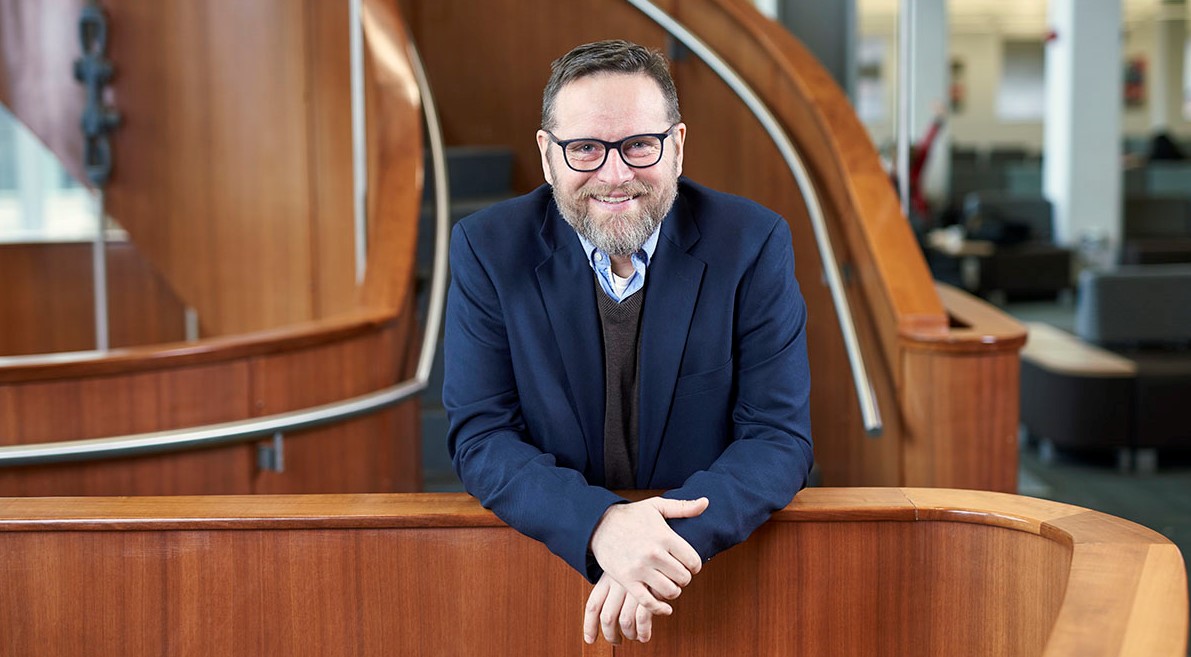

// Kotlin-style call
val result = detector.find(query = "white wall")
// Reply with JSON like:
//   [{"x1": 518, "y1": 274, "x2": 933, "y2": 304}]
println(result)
[
  {"x1": 859, "y1": 18, "x2": 1191, "y2": 152},
  {"x1": 948, "y1": 31, "x2": 1044, "y2": 150}
]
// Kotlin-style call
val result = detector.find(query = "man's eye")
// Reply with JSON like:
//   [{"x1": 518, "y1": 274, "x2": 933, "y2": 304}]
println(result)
[{"x1": 566, "y1": 142, "x2": 603, "y2": 161}]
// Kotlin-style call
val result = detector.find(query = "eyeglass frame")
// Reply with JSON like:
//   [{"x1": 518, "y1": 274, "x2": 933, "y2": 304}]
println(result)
[{"x1": 544, "y1": 123, "x2": 679, "y2": 173}]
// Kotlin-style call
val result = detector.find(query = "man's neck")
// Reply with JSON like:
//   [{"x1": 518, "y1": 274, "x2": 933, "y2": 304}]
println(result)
[{"x1": 608, "y1": 254, "x2": 635, "y2": 278}]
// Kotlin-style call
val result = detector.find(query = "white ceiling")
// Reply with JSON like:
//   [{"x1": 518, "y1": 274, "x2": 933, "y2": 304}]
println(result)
[{"x1": 858, "y1": 0, "x2": 1188, "y2": 36}]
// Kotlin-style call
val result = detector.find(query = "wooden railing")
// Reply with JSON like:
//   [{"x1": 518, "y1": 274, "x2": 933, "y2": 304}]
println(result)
[
  {"x1": 0, "y1": 488, "x2": 1183, "y2": 656},
  {"x1": 0, "y1": 0, "x2": 428, "y2": 495}
]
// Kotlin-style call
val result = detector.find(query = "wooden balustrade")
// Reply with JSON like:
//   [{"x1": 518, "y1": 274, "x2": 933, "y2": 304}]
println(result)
[
  {"x1": 0, "y1": 0, "x2": 426, "y2": 495},
  {"x1": 0, "y1": 488, "x2": 1184, "y2": 656},
  {"x1": 0, "y1": 306, "x2": 421, "y2": 496}
]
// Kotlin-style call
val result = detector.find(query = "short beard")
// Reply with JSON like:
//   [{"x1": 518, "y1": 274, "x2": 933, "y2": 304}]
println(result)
[{"x1": 550, "y1": 158, "x2": 679, "y2": 257}]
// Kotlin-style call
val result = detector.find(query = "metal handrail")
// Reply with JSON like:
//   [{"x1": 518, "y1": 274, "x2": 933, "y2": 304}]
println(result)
[
  {"x1": 0, "y1": 30, "x2": 452, "y2": 466},
  {"x1": 626, "y1": 0, "x2": 883, "y2": 435}
]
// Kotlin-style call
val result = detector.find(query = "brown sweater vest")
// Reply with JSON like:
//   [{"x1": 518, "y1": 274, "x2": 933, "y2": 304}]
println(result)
[{"x1": 594, "y1": 275, "x2": 644, "y2": 489}]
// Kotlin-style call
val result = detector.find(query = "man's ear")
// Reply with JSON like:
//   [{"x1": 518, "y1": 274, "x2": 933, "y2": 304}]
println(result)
[
  {"x1": 536, "y1": 130, "x2": 554, "y2": 185},
  {"x1": 672, "y1": 122, "x2": 687, "y2": 178}
]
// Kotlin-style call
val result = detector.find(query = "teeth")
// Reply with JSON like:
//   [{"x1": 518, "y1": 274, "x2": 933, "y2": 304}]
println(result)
[{"x1": 595, "y1": 195, "x2": 636, "y2": 204}]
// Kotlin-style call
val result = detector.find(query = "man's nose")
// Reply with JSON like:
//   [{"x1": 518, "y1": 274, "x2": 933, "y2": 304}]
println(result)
[{"x1": 596, "y1": 147, "x2": 634, "y2": 184}]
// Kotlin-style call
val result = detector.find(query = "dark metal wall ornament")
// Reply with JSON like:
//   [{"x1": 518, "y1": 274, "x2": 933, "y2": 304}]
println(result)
[
  {"x1": 73, "y1": 0, "x2": 120, "y2": 187},
  {"x1": 73, "y1": 0, "x2": 118, "y2": 351}
]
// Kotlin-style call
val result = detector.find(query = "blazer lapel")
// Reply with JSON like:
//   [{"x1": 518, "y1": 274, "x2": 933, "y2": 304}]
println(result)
[
  {"x1": 535, "y1": 202, "x2": 606, "y2": 477},
  {"x1": 638, "y1": 196, "x2": 704, "y2": 485}
]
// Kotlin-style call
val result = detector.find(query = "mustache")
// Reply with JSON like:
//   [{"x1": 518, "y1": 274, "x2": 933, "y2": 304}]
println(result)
[{"x1": 576, "y1": 180, "x2": 653, "y2": 200}]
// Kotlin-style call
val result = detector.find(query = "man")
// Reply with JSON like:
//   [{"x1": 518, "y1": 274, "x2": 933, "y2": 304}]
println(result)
[{"x1": 443, "y1": 40, "x2": 813, "y2": 645}]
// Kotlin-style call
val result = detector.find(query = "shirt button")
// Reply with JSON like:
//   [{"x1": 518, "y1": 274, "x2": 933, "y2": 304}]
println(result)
[{"x1": 594, "y1": 253, "x2": 603, "y2": 261}]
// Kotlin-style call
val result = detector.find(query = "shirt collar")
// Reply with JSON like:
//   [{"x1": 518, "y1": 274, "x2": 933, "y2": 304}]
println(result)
[{"x1": 574, "y1": 223, "x2": 662, "y2": 270}]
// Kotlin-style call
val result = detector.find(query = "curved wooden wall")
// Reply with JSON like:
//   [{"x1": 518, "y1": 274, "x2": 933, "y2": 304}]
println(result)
[
  {"x1": 0, "y1": 241, "x2": 186, "y2": 356},
  {"x1": 0, "y1": 307, "x2": 421, "y2": 496},
  {"x1": 400, "y1": 0, "x2": 1025, "y2": 490},
  {"x1": 0, "y1": 489, "x2": 1184, "y2": 656},
  {"x1": 0, "y1": 0, "x2": 427, "y2": 495},
  {"x1": 0, "y1": 0, "x2": 421, "y2": 336}
]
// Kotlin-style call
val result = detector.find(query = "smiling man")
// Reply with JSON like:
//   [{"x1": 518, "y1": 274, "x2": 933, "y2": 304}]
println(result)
[{"x1": 443, "y1": 40, "x2": 814, "y2": 646}]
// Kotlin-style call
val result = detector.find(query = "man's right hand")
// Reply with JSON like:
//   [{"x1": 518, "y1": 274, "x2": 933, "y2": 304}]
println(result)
[{"x1": 589, "y1": 496, "x2": 709, "y2": 615}]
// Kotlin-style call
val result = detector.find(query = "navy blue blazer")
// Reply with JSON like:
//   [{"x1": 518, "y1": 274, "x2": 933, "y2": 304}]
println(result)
[{"x1": 443, "y1": 179, "x2": 813, "y2": 581}]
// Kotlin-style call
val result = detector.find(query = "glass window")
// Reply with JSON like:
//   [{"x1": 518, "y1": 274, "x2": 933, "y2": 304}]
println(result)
[{"x1": 0, "y1": 105, "x2": 99, "y2": 243}]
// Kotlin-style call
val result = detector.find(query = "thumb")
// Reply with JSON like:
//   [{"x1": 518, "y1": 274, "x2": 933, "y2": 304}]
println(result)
[{"x1": 651, "y1": 497, "x2": 709, "y2": 519}]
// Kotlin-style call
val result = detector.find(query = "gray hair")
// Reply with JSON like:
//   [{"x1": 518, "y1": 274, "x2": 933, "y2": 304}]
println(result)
[{"x1": 541, "y1": 40, "x2": 681, "y2": 131}]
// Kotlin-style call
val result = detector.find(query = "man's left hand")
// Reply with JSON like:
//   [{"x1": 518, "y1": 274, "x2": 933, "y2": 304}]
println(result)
[{"x1": 583, "y1": 573, "x2": 656, "y2": 644}]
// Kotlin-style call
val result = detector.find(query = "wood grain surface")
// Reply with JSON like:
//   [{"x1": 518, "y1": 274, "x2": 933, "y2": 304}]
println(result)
[{"x1": 0, "y1": 488, "x2": 1183, "y2": 657}]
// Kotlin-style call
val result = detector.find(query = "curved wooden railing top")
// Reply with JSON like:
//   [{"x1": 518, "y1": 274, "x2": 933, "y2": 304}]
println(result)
[{"x1": 0, "y1": 488, "x2": 1184, "y2": 656}]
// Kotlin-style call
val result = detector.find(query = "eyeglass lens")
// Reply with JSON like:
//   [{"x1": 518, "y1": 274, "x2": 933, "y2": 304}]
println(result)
[{"x1": 565, "y1": 136, "x2": 664, "y2": 171}]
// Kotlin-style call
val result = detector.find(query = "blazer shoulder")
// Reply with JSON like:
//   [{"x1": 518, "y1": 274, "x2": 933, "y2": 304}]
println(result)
[{"x1": 455, "y1": 184, "x2": 553, "y2": 245}]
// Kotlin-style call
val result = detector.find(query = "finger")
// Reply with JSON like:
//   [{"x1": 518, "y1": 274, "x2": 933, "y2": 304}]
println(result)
[
  {"x1": 651, "y1": 496, "x2": 709, "y2": 519},
  {"x1": 627, "y1": 581, "x2": 673, "y2": 616},
  {"x1": 618, "y1": 590, "x2": 638, "y2": 641},
  {"x1": 584, "y1": 578, "x2": 611, "y2": 645},
  {"x1": 649, "y1": 549, "x2": 695, "y2": 588},
  {"x1": 665, "y1": 535, "x2": 704, "y2": 576},
  {"x1": 636, "y1": 604, "x2": 654, "y2": 643},
  {"x1": 600, "y1": 582, "x2": 627, "y2": 644},
  {"x1": 644, "y1": 569, "x2": 684, "y2": 601}
]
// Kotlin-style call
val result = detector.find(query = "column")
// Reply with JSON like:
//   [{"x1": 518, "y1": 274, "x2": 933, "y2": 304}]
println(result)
[
  {"x1": 1043, "y1": 0, "x2": 1123, "y2": 254},
  {"x1": 778, "y1": 0, "x2": 857, "y2": 98},
  {"x1": 1149, "y1": 2, "x2": 1185, "y2": 132},
  {"x1": 905, "y1": 0, "x2": 950, "y2": 207}
]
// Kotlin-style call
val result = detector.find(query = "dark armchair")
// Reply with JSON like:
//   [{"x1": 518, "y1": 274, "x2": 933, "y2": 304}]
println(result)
[{"x1": 958, "y1": 193, "x2": 1074, "y2": 301}]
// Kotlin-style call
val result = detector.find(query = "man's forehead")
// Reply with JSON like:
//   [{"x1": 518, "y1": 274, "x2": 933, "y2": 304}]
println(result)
[{"x1": 552, "y1": 73, "x2": 670, "y2": 134}]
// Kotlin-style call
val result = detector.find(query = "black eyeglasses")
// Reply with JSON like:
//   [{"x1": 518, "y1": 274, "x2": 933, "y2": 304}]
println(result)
[{"x1": 545, "y1": 124, "x2": 677, "y2": 172}]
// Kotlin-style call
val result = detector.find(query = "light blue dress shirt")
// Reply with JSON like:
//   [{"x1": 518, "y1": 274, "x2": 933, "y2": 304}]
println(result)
[{"x1": 575, "y1": 225, "x2": 661, "y2": 303}]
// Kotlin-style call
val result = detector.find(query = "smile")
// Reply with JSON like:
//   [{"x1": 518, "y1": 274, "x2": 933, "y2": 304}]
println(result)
[{"x1": 592, "y1": 195, "x2": 639, "y2": 205}]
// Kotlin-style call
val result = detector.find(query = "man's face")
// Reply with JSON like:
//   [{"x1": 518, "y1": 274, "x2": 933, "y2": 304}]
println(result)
[{"x1": 537, "y1": 73, "x2": 686, "y2": 257}]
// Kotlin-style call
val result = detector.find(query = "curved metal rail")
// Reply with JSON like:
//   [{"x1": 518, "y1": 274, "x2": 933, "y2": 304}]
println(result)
[
  {"x1": 627, "y1": 0, "x2": 883, "y2": 435},
  {"x1": 0, "y1": 29, "x2": 452, "y2": 466}
]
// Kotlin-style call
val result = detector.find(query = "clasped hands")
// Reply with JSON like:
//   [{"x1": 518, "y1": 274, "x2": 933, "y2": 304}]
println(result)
[{"x1": 584, "y1": 496, "x2": 709, "y2": 645}]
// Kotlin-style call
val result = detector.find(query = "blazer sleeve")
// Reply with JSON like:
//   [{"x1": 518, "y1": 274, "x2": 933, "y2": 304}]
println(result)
[
  {"x1": 443, "y1": 223, "x2": 625, "y2": 582},
  {"x1": 662, "y1": 217, "x2": 815, "y2": 562}
]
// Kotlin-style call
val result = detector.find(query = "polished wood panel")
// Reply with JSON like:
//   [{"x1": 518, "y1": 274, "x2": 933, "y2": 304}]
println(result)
[
  {"x1": 358, "y1": 0, "x2": 423, "y2": 313},
  {"x1": 0, "y1": 314, "x2": 420, "y2": 496},
  {"x1": 0, "y1": 308, "x2": 394, "y2": 383},
  {"x1": 103, "y1": 0, "x2": 318, "y2": 334},
  {"x1": 0, "y1": 489, "x2": 1183, "y2": 656},
  {"x1": 1, "y1": 0, "x2": 423, "y2": 335},
  {"x1": 0, "y1": 241, "x2": 187, "y2": 356},
  {"x1": 0, "y1": 243, "x2": 94, "y2": 355},
  {"x1": 0, "y1": 1, "x2": 425, "y2": 496},
  {"x1": 0, "y1": 359, "x2": 255, "y2": 495}
]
